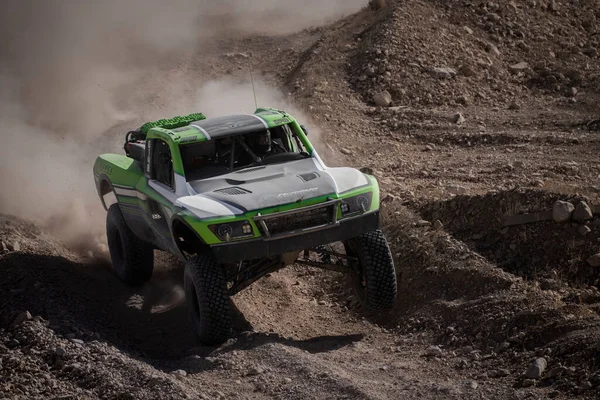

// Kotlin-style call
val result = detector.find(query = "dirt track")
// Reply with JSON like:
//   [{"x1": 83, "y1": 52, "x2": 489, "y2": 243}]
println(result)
[{"x1": 2, "y1": 1, "x2": 600, "y2": 399}]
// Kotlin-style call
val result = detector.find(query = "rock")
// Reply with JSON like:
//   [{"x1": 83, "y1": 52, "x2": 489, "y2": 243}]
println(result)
[
  {"x1": 453, "y1": 113, "x2": 466, "y2": 125},
  {"x1": 552, "y1": 200, "x2": 574, "y2": 223},
  {"x1": 317, "y1": 300, "x2": 327, "y2": 305},
  {"x1": 7, "y1": 339, "x2": 20, "y2": 349},
  {"x1": 459, "y1": 64, "x2": 477, "y2": 77},
  {"x1": 171, "y1": 369, "x2": 187, "y2": 377},
  {"x1": 486, "y1": 44, "x2": 501, "y2": 56},
  {"x1": 587, "y1": 254, "x2": 600, "y2": 267},
  {"x1": 463, "y1": 380, "x2": 478, "y2": 390},
  {"x1": 11, "y1": 311, "x2": 32, "y2": 327},
  {"x1": 490, "y1": 369, "x2": 510, "y2": 378},
  {"x1": 13, "y1": 241, "x2": 21, "y2": 252},
  {"x1": 426, "y1": 345, "x2": 443, "y2": 357},
  {"x1": 456, "y1": 95, "x2": 469, "y2": 105},
  {"x1": 565, "y1": 86, "x2": 578, "y2": 98},
  {"x1": 284, "y1": 377, "x2": 292, "y2": 383},
  {"x1": 0, "y1": 241, "x2": 6, "y2": 252},
  {"x1": 415, "y1": 220, "x2": 432, "y2": 227},
  {"x1": 340, "y1": 148, "x2": 353, "y2": 155},
  {"x1": 522, "y1": 379, "x2": 536, "y2": 387},
  {"x1": 547, "y1": 366, "x2": 567, "y2": 378},
  {"x1": 373, "y1": 91, "x2": 392, "y2": 107},
  {"x1": 579, "y1": 225, "x2": 592, "y2": 236},
  {"x1": 509, "y1": 62, "x2": 529, "y2": 73},
  {"x1": 433, "y1": 220, "x2": 444, "y2": 230},
  {"x1": 247, "y1": 367, "x2": 264, "y2": 376},
  {"x1": 70, "y1": 339, "x2": 84, "y2": 345},
  {"x1": 573, "y1": 201, "x2": 593, "y2": 221},
  {"x1": 487, "y1": 12, "x2": 501, "y2": 22},
  {"x1": 548, "y1": 0, "x2": 558, "y2": 11},
  {"x1": 429, "y1": 67, "x2": 457, "y2": 79},
  {"x1": 526, "y1": 358, "x2": 547, "y2": 379},
  {"x1": 462, "y1": 26, "x2": 473, "y2": 35},
  {"x1": 54, "y1": 347, "x2": 67, "y2": 357},
  {"x1": 508, "y1": 101, "x2": 521, "y2": 110}
]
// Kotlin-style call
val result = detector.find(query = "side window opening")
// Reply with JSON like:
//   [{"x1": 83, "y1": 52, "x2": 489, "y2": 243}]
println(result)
[{"x1": 151, "y1": 139, "x2": 174, "y2": 189}]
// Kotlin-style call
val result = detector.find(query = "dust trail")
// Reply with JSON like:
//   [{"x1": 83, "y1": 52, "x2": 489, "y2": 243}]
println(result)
[{"x1": 0, "y1": 0, "x2": 365, "y2": 255}]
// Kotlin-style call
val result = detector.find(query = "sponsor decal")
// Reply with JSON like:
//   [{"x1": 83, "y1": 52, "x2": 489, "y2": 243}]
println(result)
[
  {"x1": 277, "y1": 187, "x2": 318, "y2": 199},
  {"x1": 273, "y1": 117, "x2": 290, "y2": 125},
  {"x1": 101, "y1": 164, "x2": 113, "y2": 174},
  {"x1": 180, "y1": 135, "x2": 198, "y2": 143}
]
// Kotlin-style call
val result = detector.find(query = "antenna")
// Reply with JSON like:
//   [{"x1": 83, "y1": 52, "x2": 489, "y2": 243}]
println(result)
[{"x1": 245, "y1": 38, "x2": 258, "y2": 110}]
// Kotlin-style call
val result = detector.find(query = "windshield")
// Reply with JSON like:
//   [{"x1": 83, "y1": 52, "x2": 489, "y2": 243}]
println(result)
[{"x1": 180, "y1": 123, "x2": 309, "y2": 181}]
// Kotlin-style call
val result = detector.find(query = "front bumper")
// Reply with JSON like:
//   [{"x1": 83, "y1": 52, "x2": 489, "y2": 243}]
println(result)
[{"x1": 211, "y1": 211, "x2": 380, "y2": 263}]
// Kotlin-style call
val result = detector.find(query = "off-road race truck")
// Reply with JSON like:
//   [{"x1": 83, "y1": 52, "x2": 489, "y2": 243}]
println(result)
[{"x1": 93, "y1": 108, "x2": 397, "y2": 344}]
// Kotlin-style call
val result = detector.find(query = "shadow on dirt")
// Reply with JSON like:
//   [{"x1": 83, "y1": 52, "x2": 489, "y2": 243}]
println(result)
[
  {"x1": 0, "y1": 252, "x2": 252, "y2": 360},
  {"x1": 418, "y1": 189, "x2": 600, "y2": 287},
  {"x1": 219, "y1": 332, "x2": 365, "y2": 355},
  {"x1": 174, "y1": 332, "x2": 366, "y2": 374}
]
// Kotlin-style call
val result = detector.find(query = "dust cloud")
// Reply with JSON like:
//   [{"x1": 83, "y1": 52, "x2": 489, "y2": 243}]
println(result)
[
  {"x1": 191, "y1": 77, "x2": 330, "y2": 158},
  {"x1": 0, "y1": 0, "x2": 364, "y2": 256}
]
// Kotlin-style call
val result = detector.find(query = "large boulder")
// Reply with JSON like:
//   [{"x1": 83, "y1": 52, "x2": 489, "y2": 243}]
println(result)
[
  {"x1": 573, "y1": 201, "x2": 593, "y2": 221},
  {"x1": 552, "y1": 200, "x2": 574, "y2": 223}
]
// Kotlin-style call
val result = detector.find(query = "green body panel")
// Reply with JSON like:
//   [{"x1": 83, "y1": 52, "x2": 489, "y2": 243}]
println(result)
[{"x1": 93, "y1": 154, "x2": 143, "y2": 187}]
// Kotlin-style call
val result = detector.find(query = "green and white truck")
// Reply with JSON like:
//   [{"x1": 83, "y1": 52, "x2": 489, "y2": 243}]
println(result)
[{"x1": 93, "y1": 108, "x2": 397, "y2": 344}]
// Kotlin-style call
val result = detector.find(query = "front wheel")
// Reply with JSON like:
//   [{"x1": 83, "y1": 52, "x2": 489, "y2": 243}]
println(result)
[
  {"x1": 345, "y1": 230, "x2": 397, "y2": 311},
  {"x1": 106, "y1": 203, "x2": 154, "y2": 286},
  {"x1": 184, "y1": 254, "x2": 233, "y2": 345}
]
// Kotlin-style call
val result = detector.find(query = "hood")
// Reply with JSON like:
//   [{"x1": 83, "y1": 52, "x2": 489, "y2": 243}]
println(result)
[{"x1": 175, "y1": 158, "x2": 369, "y2": 218}]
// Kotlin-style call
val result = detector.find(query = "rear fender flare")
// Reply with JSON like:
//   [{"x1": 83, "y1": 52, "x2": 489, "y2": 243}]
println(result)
[{"x1": 96, "y1": 174, "x2": 116, "y2": 211}]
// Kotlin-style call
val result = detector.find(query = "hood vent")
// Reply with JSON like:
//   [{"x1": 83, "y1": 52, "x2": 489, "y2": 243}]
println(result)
[
  {"x1": 236, "y1": 166, "x2": 266, "y2": 174},
  {"x1": 298, "y1": 172, "x2": 320, "y2": 182},
  {"x1": 214, "y1": 187, "x2": 252, "y2": 195}
]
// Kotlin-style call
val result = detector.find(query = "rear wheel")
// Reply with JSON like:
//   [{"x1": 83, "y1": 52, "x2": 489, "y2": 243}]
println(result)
[
  {"x1": 345, "y1": 230, "x2": 397, "y2": 311},
  {"x1": 106, "y1": 203, "x2": 154, "y2": 286},
  {"x1": 184, "y1": 254, "x2": 232, "y2": 345}
]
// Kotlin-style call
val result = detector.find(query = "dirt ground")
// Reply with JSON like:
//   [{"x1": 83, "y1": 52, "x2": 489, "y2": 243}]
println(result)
[{"x1": 2, "y1": 1, "x2": 600, "y2": 399}]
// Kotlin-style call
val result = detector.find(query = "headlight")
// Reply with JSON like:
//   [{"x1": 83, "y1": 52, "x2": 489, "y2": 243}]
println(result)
[
  {"x1": 209, "y1": 220, "x2": 254, "y2": 241},
  {"x1": 340, "y1": 192, "x2": 373, "y2": 216}
]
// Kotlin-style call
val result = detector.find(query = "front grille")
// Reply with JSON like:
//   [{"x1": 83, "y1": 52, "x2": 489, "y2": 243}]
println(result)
[{"x1": 258, "y1": 204, "x2": 334, "y2": 237}]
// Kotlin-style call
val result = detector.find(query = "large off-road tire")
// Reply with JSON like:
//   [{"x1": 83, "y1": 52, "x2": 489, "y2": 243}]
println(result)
[
  {"x1": 346, "y1": 230, "x2": 397, "y2": 311},
  {"x1": 106, "y1": 203, "x2": 154, "y2": 286},
  {"x1": 183, "y1": 254, "x2": 232, "y2": 345}
]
